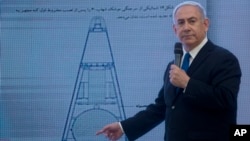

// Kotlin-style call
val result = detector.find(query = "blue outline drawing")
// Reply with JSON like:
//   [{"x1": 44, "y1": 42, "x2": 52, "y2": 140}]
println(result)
[{"x1": 62, "y1": 16, "x2": 127, "y2": 141}]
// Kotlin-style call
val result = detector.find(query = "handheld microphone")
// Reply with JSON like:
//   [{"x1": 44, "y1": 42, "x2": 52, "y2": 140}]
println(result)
[{"x1": 174, "y1": 42, "x2": 183, "y2": 67}]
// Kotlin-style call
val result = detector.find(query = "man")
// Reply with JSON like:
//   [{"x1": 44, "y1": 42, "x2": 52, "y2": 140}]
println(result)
[{"x1": 96, "y1": 1, "x2": 242, "y2": 141}]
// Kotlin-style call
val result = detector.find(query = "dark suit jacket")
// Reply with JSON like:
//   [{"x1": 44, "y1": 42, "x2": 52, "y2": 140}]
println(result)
[{"x1": 121, "y1": 40, "x2": 242, "y2": 141}]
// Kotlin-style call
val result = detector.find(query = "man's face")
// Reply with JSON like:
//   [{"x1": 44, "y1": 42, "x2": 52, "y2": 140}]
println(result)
[{"x1": 173, "y1": 5, "x2": 209, "y2": 50}]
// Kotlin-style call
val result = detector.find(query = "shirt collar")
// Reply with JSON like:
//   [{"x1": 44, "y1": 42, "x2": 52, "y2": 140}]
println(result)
[{"x1": 183, "y1": 37, "x2": 208, "y2": 60}]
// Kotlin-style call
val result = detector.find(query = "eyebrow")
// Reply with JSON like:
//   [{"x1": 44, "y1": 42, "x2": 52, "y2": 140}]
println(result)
[{"x1": 176, "y1": 16, "x2": 198, "y2": 22}]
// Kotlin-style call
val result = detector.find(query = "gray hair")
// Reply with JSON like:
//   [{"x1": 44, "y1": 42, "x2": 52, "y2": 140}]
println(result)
[{"x1": 172, "y1": 1, "x2": 207, "y2": 23}]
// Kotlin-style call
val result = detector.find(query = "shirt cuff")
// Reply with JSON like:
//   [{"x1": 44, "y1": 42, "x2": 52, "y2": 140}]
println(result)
[{"x1": 118, "y1": 122, "x2": 124, "y2": 133}]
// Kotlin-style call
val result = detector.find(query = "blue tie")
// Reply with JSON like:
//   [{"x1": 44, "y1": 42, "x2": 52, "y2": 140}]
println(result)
[{"x1": 181, "y1": 53, "x2": 190, "y2": 72}]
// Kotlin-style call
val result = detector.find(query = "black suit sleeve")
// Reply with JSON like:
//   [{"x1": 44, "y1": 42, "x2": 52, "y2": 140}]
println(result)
[
  {"x1": 120, "y1": 86, "x2": 166, "y2": 141},
  {"x1": 120, "y1": 63, "x2": 172, "y2": 141}
]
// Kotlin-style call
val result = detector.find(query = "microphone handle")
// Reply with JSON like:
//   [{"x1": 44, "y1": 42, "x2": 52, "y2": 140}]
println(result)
[{"x1": 174, "y1": 54, "x2": 182, "y2": 67}]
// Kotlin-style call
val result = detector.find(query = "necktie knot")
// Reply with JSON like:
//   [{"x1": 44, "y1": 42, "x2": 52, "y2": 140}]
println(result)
[{"x1": 181, "y1": 53, "x2": 190, "y2": 72}]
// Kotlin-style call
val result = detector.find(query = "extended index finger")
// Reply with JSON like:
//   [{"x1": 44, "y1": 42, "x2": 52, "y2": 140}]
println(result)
[
  {"x1": 96, "y1": 126, "x2": 109, "y2": 135},
  {"x1": 96, "y1": 129, "x2": 105, "y2": 135}
]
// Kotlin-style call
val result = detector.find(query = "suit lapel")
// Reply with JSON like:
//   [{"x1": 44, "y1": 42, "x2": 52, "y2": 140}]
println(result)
[{"x1": 187, "y1": 40, "x2": 215, "y2": 76}]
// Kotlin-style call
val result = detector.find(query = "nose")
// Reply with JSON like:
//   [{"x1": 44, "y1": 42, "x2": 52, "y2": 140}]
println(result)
[{"x1": 183, "y1": 22, "x2": 191, "y2": 31}]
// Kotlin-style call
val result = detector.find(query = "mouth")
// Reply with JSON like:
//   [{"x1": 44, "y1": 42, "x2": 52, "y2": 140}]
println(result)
[{"x1": 182, "y1": 34, "x2": 193, "y2": 38}]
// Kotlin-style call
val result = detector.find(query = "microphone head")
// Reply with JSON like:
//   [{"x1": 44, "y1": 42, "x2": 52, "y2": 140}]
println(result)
[{"x1": 174, "y1": 42, "x2": 183, "y2": 55}]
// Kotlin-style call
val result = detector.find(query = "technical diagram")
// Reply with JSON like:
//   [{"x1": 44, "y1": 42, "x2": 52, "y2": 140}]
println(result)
[{"x1": 62, "y1": 16, "x2": 127, "y2": 141}]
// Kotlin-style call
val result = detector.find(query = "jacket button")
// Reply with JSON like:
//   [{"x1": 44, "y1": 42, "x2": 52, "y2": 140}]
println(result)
[{"x1": 171, "y1": 106, "x2": 175, "y2": 109}]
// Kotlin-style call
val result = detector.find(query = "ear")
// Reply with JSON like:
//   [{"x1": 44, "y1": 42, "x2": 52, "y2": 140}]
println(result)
[
  {"x1": 173, "y1": 24, "x2": 177, "y2": 34},
  {"x1": 204, "y1": 18, "x2": 210, "y2": 32}
]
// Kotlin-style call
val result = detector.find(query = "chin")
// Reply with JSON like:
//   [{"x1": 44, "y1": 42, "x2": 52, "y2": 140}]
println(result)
[{"x1": 182, "y1": 40, "x2": 194, "y2": 45}]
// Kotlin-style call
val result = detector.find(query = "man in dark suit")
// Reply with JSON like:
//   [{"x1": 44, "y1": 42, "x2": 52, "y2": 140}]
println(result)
[{"x1": 96, "y1": 1, "x2": 242, "y2": 141}]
